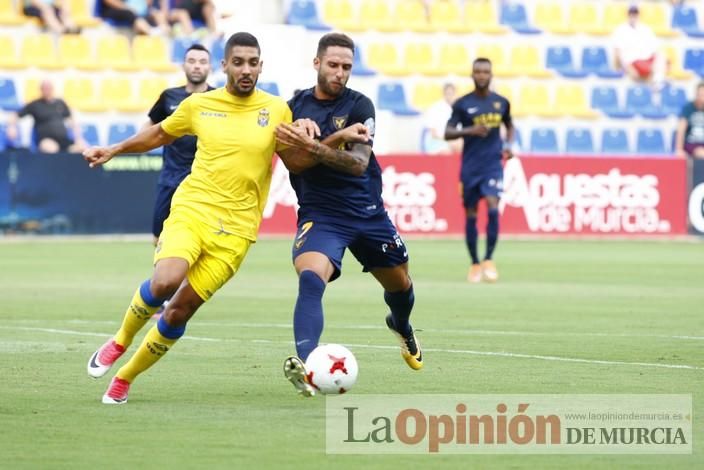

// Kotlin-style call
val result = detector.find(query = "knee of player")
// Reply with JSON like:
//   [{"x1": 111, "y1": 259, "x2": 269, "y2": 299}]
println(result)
[{"x1": 150, "y1": 276, "x2": 181, "y2": 298}]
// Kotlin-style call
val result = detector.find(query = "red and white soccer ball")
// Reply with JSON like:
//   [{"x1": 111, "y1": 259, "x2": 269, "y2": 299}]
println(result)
[{"x1": 305, "y1": 344, "x2": 358, "y2": 395}]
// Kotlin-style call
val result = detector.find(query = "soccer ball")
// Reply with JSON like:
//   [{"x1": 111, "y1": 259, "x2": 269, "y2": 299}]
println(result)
[{"x1": 305, "y1": 344, "x2": 358, "y2": 395}]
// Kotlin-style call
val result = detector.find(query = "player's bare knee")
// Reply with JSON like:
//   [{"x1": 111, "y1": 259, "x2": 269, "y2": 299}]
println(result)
[{"x1": 149, "y1": 276, "x2": 181, "y2": 298}]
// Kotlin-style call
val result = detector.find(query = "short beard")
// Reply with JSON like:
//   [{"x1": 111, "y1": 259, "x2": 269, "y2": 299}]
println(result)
[
  {"x1": 317, "y1": 75, "x2": 343, "y2": 98},
  {"x1": 187, "y1": 74, "x2": 207, "y2": 86}
]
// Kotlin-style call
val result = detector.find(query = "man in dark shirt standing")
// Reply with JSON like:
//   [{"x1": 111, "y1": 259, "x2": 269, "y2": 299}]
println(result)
[
  {"x1": 6, "y1": 80, "x2": 86, "y2": 154},
  {"x1": 145, "y1": 44, "x2": 213, "y2": 244},
  {"x1": 275, "y1": 33, "x2": 422, "y2": 397},
  {"x1": 445, "y1": 58, "x2": 515, "y2": 284}
]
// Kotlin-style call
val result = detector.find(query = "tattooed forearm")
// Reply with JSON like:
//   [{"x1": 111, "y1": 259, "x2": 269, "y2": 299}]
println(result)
[{"x1": 309, "y1": 141, "x2": 370, "y2": 176}]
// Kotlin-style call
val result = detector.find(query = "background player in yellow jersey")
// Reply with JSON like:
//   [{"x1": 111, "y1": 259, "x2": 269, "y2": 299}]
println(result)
[{"x1": 83, "y1": 32, "x2": 305, "y2": 404}]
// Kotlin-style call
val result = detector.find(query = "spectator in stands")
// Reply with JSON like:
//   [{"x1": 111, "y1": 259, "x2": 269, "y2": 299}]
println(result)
[
  {"x1": 5, "y1": 80, "x2": 87, "y2": 154},
  {"x1": 169, "y1": 0, "x2": 219, "y2": 37},
  {"x1": 23, "y1": 0, "x2": 80, "y2": 34},
  {"x1": 612, "y1": 4, "x2": 667, "y2": 90},
  {"x1": 422, "y1": 83, "x2": 462, "y2": 154},
  {"x1": 99, "y1": 0, "x2": 170, "y2": 35},
  {"x1": 675, "y1": 82, "x2": 704, "y2": 159}
]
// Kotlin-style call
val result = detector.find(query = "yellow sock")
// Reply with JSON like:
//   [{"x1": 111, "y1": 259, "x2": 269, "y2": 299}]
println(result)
[
  {"x1": 116, "y1": 325, "x2": 178, "y2": 383},
  {"x1": 114, "y1": 287, "x2": 162, "y2": 348}
]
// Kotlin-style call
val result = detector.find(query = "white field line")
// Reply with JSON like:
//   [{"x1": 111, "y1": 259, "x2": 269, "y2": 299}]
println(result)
[{"x1": 1, "y1": 326, "x2": 701, "y2": 372}]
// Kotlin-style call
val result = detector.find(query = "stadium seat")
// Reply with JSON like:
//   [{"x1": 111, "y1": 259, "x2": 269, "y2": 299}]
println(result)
[
  {"x1": 581, "y1": 46, "x2": 623, "y2": 78},
  {"x1": 287, "y1": 0, "x2": 331, "y2": 30},
  {"x1": 68, "y1": 0, "x2": 101, "y2": 27},
  {"x1": 662, "y1": 86, "x2": 687, "y2": 116},
  {"x1": 515, "y1": 84, "x2": 558, "y2": 118},
  {"x1": 533, "y1": 2, "x2": 572, "y2": 34},
  {"x1": 100, "y1": 78, "x2": 141, "y2": 112},
  {"x1": 58, "y1": 35, "x2": 99, "y2": 70},
  {"x1": 500, "y1": 3, "x2": 541, "y2": 34},
  {"x1": 0, "y1": 35, "x2": 23, "y2": 69},
  {"x1": 97, "y1": 35, "x2": 137, "y2": 71},
  {"x1": 626, "y1": 86, "x2": 666, "y2": 119},
  {"x1": 602, "y1": 4, "x2": 627, "y2": 34},
  {"x1": 133, "y1": 36, "x2": 178, "y2": 72},
  {"x1": 63, "y1": 78, "x2": 106, "y2": 112},
  {"x1": 257, "y1": 82, "x2": 280, "y2": 96},
  {"x1": 22, "y1": 77, "x2": 41, "y2": 104},
  {"x1": 464, "y1": 2, "x2": 507, "y2": 34},
  {"x1": 529, "y1": 128, "x2": 559, "y2": 154},
  {"x1": 80, "y1": 123, "x2": 100, "y2": 147},
  {"x1": 600, "y1": 129, "x2": 631, "y2": 155},
  {"x1": 211, "y1": 38, "x2": 224, "y2": 65},
  {"x1": 171, "y1": 37, "x2": 196, "y2": 63},
  {"x1": 21, "y1": 34, "x2": 61, "y2": 69},
  {"x1": 322, "y1": 0, "x2": 364, "y2": 31},
  {"x1": 377, "y1": 83, "x2": 419, "y2": 116},
  {"x1": 403, "y1": 43, "x2": 440, "y2": 77},
  {"x1": 475, "y1": 45, "x2": 514, "y2": 77},
  {"x1": 136, "y1": 78, "x2": 169, "y2": 110},
  {"x1": 672, "y1": 6, "x2": 704, "y2": 38},
  {"x1": 0, "y1": 77, "x2": 19, "y2": 111},
  {"x1": 0, "y1": 0, "x2": 25, "y2": 25},
  {"x1": 367, "y1": 43, "x2": 406, "y2": 76},
  {"x1": 664, "y1": 46, "x2": 695, "y2": 80},
  {"x1": 510, "y1": 45, "x2": 552, "y2": 78},
  {"x1": 684, "y1": 49, "x2": 704, "y2": 76},
  {"x1": 565, "y1": 128, "x2": 595, "y2": 155},
  {"x1": 437, "y1": 44, "x2": 471, "y2": 76},
  {"x1": 429, "y1": 0, "x2": 471, "y2": 33},
  {"x1": 360, "y1": 0, "x2": 397, "y2": 32},
  {"x1": 108, "y1": 123, "x2": 137, "y2": 146},
  {"x1": 0, "y1": 124, "x2": 6, "y2": 151},
  {"x1": 545, "y1": 47, "x2": 588, "y2": 78},
  {"x1": 410, "y1": 82, "x2": 442, "y2": 111},
  {"x1": 636, "y1": 129, "x2": 667, "y2": 155},
  {"x1": 591, "y1": 86, "x2": 634, "y2": 119},
  {"x1": 554, "y1": 84, "x2": 598, "y2": 119},
  {"x1": 352, "y1": 46, "x2": 376, "y2": 76},
  {"x1": 568, "y1": 3, "x2": 608, "y2": 35},
  {"x1": 395, "y1": 0, "x2": 432, "y2": 33},
  {"x1": 639, "y1": 3, "x2": 679, "y2": 37}
]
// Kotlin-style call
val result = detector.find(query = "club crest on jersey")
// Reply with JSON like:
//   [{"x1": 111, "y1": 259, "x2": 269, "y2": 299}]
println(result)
[
  {"x1": 493, "y1": 101, "x2": 502, "y2": 110},
  {"x1": 258, "y1": 108, "x2": 270, "y2": 127},
  {"x1": 333, "y1": 115, "x2": 348, "y2": 129}
]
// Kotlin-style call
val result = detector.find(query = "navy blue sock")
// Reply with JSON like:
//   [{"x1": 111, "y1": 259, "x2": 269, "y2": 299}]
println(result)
[
  {"x1": 486, "y1": 208, "x2": 499, "y2": 260},
  {"x1": 465, "y1": 216, "x2": 480, "y2": 264},
  {"x1": 385, "y1": 284, "x2": 414, "y2": 337},
  {"x1": 293, "y1": 270, "x2": 326, "y2": 361}
]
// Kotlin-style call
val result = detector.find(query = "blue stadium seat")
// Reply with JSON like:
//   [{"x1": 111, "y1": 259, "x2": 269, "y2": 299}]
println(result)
[
  {"x1": 352, "y1": 46, "x2": 376, "y2": 76},
  {"x1": 545, "y1": 47, "x2": 588, "y2": 78},
  {"x1": 684, "y1": 49, "x2": 704, "y2": 76},
  {"x1": 108, "y1": 123, "x2": 137, "y2": 146},
  {"x1": 530, "y1": 128, "x2": 559, "y2": 154},
  {"x1": 662, "y1": 86, "x2": 687, "y2": 116},
  {"x1": 211, "y1": 39, "x2": 224, "y2": 66},
  {"x1": 672, "y1": 6, "x2": 704, "y2": 38},
  {"x1": 600, "y1": 129, "x2": 631, "y2": 155},
  {"x1": 581, "y1": 47, "x2": 623, "y2": 79},
  {"x1": 257, "y1": 82, "x2": 280, "y2": 96},
  {"x1": 81, "y1": 123, "x2": 100, "y2": 147},
  {"x1": 591, "y1": 87, "x2": 634, "y2": 119},
  {"x1": 636, "y1": 129, "x2": 667, "y2": 155},
  {"x1": 287, "y1": 0, "x2": 331, "y2": 30},
  {"x1": 0, "y1": 124, "x2": 6, "y2": 151},
  {"x1": 0, "y1": 78, "x2": 20, "y2": 111},
  {"x1": 565, "y1": 128, "x2": 594, "y2": 155},
  {"x1": 500, "y1": 3, "x2": 541, "y2": 34},
  {"x1": 171, "y1": 37, "x2": 196, "y2": 63},
  {"x1": 377, "y1": 83, "x2": 419, "y2": 116},
  {"x1": 626, "y1": 86, "x2": 667, "y2": 119}
]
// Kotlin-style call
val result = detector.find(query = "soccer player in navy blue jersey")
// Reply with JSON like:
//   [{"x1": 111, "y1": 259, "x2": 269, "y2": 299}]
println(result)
[
  {"x1": 445, "y1": 57, "x2": 515, "y2": 284},
  {"x1": 274, "y1": 33, "x2": 422, "y2": 396},
  {"x1": 146, "y1": 44, "x2": 214, "y2": 245}
]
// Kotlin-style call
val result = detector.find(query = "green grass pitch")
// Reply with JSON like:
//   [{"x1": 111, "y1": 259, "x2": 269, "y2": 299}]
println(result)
[{"x1": 1, "y1": 238, "x2": 702, "y2": 469}]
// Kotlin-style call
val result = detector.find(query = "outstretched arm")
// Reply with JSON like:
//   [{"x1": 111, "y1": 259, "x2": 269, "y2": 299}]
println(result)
[{"x1": 83, "y1": 123, "x2": 176, "y2": 168}]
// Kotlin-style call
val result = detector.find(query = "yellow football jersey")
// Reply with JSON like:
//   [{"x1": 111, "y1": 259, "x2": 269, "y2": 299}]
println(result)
[{"x1": 161, "y1": 87, "x2": 292, "y2": 241}]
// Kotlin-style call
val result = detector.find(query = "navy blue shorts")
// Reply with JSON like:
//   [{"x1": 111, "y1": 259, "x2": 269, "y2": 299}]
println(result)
[
  {"x1": 291, "y1": 212, "x2": 409, "y2": 282},
  {"x1": 461, "y1": 170, "x2": 504, "y2": 208},
  {"x1": 152, "y1": 184, "x2": 178, "y2": 237}
]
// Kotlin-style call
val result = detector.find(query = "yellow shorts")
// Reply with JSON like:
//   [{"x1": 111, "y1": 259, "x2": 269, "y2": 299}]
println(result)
[{"x1": 154, "y1": 207, "x2": 252, "y2": 301}]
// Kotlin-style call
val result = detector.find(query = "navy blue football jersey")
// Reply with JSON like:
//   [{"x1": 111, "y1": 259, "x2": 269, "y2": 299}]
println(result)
[
  {"x1": 149, "y1": 85, "x2": 214, "y2": 187},
  {"x1": 447, "y1": 91, "x2": 511, "y2": 180},
  {"x1": 288, "y1": 87, "x2": 383, "y2": 219}
]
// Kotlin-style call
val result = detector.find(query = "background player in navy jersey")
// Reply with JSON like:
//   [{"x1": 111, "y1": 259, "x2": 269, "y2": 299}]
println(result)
[
  {"x1": 146, "y1": 44, "x2": 214, "y2": 245},
  {"x1": 444, "y1": 57, "x2": 515, "y2": 284},
  {"x1": 274, "y1": 33, "x2": 422, "y2": 396}
]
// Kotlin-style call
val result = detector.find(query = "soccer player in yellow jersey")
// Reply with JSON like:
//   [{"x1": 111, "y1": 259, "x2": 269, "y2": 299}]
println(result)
[{"x1": 83, "y1": 32, "x2": 306, "y2": 404}]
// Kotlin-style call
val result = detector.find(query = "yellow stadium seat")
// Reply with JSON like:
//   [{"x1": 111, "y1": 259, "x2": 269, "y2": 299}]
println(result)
[
  {"x1": 97, "y1": 35, "x2": 137, "y2": 71},
  {"x1": 411, "y1": 82, "x2": 443, "y2": 111},
  {"x1": 509, "y1": 46, "x2": 552, "y2": 78},
  {"x1": 568, "y1": 3, "x2": 607, "y2": 35},
  {"x1": 22, "y1": 78, "x2": 42, "y2": 104},
  {"x1": 438, "y1": 43, "x2": 471, "y2": 76},
  {"x1": 475, "y1": 45, "x2": 515, "y2": 78},
  {"x1": 21, "y1": 34, "x2": 61, "y2": 69},
  {"x1": 515, "y1": 84, "x2": 559, "y2": 118},
  {"x1": 100, "y1": 77, "x2": 142, "y2": 112},
  {"x1": 132, "y1": 36, "x2": 178, "y2": 72},
  {"x1": 68, "y1": 0, "x2": 101, "y2": 27},
  {"x1": 494, "y1": 84, "x2": 518, "y2": 116},
  {"x1": 430, "y1": 0, "x2": 471, "y2": 34},
  {"x1": 639, "y1": 3, "x2": 679, "y2": 37},
  {"x1": 0, "y1": 0, "x2": 25, "y2": 25},
  {"x1": 322, "y1": 0, "x2": 365, "y2": 31},
  {"x1": 366, "y1": 43, "x2": 407, "y2": 76},
  {"x1": 602, "y1": 4, "x2": 626, "y2": 34},
  {"x1": 465, "y1": 2, "x2": 508, "y2": 34},
  {"x1": 663, "y1": 46, "x2": 694, "y2": 80},
  {"x1": 58, "y1": 34, "x2": 99, "y2": 70},
  {"x1": 534, "y1": 2, "x2": 572, "y2": 35},
  {"x1": 63, "y1": 78, "x2": 106, "y2": 112},
  {"x1": 361, "y1": 0, "x2": 397, "y2": 32},
  {"x1": 554, "y1": 84, "x2": 599, "y2": 119},
  {"x1": 0, "y1": 35, "x2": 23, "y2": 69},
  {"x1": 404, "y1": 43, "x2": 444, "y2": 77},
  {"x1": 395, "y1": 0, "x2": 432, "y2": 33},
  {"x1": 137, "y1": 77, "x2": 169, "y2": 109}
]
